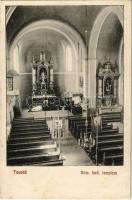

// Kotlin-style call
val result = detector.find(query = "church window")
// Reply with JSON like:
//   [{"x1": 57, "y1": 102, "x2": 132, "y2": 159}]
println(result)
[{"x1": 66, "y1": 45, "x2": 72, "y2": 71}]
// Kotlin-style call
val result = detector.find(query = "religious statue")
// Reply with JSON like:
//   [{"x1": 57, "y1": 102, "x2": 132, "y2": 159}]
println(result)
[
  {"x1": 41, "y1": 71, "x2": 46, "y2": 84},
  {"x1": 105, "y1": 78, "x2": 113, "y2": 95}
]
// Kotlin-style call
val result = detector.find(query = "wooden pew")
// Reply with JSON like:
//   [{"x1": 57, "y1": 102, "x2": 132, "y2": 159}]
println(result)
[
  {"x1": 7, "y1": 148, "x2": 61, "y2": 166},
  {"x1": 90, "y1": 118, "x2": 124, "y2": 165},
  {"x1": 11, "y1": 125, "x2": 49, "y2": 133},
  {"x1": 68, "y1": 116, "x2": 85, "y2": 129},
  {"x1": 9, "y1": 134, "x2": 52, "y2": 143},
  {"x1": 7, "y1": 140, "x2": 56, "y2": 151},
  {"x1": 101, "y1": 112, "x2": 122, "y2": 123},
  {"x1": 7, "y1": 118, "x2": 63, "y2": 166}
]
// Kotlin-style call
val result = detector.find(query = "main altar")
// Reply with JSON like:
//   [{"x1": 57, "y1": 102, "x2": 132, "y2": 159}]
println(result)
[
  {"x1": 31, "y1": 50, "x2": 57, "y2": 108},
  {"x1": 32, "y1": 50, "x2": 55, "y2": 96}
]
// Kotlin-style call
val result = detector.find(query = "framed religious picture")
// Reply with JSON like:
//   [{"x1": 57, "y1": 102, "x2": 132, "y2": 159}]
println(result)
[{"x1": 7, "y1": 77, "x2": 13, "y2": 91}]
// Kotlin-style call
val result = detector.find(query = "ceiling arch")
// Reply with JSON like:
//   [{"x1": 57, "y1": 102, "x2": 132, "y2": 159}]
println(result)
[
  {"x1": 9, "y1": 19, "x2": 86, "y2": 61},
  {"x1": 88, "y1": 6, "x2": 123, "y2": 59}
]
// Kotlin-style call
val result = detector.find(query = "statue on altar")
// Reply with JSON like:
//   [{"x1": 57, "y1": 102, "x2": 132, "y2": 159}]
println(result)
[
  {"x1": 104, "y1": 77, "x2": 113, "y2": 96},
  {"x1": 41, "y1": 71, "x2": 46, "y2": 83},
  {"x1": 31, "y1": 50, "x2": 55, "y2": 96}
]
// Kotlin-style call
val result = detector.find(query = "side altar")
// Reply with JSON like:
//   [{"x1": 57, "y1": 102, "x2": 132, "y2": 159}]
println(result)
[{"x1": 96, "y1": 61, "x2": 123, "y2": 121}]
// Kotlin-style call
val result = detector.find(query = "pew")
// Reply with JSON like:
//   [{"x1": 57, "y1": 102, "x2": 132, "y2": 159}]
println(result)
[
  {"x1": 11, "y1": 125, "x2": 49, "y2": 133},
  {"x1": 7, "y1": 149, "x2": 60, "y2": 165},
  {"x1": 68, "y1": 115, "x2": 84, "y2": 129},
  {"x1": 101, "y1": 112, "x2": 122, "y2": 123},
  {"x1": 7, "y1": 117, "x2": 63, "y2": 166},
  {"x1": 68, "y1": 115, "x2": 92, "y2": 151},
  {"x1": 7, "y1": 140, "x2": 56, "y2": 151},
  {"x1": 90, "y1": 116, "x2": 124, "y2": 165}
]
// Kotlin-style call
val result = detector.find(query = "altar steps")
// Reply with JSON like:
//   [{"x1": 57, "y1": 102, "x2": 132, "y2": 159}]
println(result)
[{"x1": 7, "y1": 118, "x2": 63, "y2": 166}]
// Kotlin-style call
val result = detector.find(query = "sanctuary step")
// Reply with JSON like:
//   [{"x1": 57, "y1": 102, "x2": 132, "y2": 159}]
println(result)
[{"x1": 7, "y1": 117, "x2": 63, "y2": 166}]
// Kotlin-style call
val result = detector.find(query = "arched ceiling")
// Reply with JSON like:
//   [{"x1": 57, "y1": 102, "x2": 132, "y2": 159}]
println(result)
[
  {"x1": 17, "y1": 29, "x2": 70, "y2": 73},
  {"x1": 19, "y1": 29, "x2": 68, "y2": 57},
  {"x1": 97, "y1": 13, "x2": 123, "y2": 63},
  {"x1": 6, "y1": 5, "x2": 106, "y2": 46}
]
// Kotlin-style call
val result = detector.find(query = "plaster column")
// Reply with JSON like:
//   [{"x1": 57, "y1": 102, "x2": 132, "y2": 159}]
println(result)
[
  {"x1": 75, "y1": 58, "x2": 79, "y2": 93},
  {"x1": 83, "y1": 58, "x2": 88, "y2": 97},
  {"x1": 118, "y1": 38, "x2": 124, "y2": 106},
  {"x1": 88, "y1": 58, "x2": 97, "y2": 108}
]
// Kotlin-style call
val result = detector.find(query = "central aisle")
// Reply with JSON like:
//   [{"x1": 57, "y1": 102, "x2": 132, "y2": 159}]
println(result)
[
  {"x1": 21, "y1": 109, "x2": 94, "y2": 166},
  {"x1": 60, "y1": 130, "x2": 94, "y2": 166}
]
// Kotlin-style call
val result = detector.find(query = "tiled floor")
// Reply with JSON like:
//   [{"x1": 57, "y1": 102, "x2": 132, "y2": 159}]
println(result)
[{"x1": 21, "y1": 109, "x2": 94, "y2": 166}]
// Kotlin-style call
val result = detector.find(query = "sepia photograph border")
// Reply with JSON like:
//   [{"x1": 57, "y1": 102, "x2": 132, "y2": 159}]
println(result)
[{"x1": 0, "y1": 0, "x2": 131, "y2": 199}]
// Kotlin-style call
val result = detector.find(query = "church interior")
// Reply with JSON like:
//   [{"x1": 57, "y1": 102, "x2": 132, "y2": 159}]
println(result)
[{"x1": 6, "y1": 5, "x2": 124, "y2": 166}]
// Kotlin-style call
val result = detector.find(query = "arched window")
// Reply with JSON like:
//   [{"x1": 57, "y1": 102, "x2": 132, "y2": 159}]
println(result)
[{"x1": 66, "y1": 45, "x2": 72, "y2": 71}]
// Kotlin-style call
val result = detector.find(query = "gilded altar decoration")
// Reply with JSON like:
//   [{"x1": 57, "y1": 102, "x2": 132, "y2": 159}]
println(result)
[
  {"x1": 96, "y1": 61, "x2": 120, "y2": 107},
  {"x1": 32, "y1": 50, "x2": 54, "y2": 96}
]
